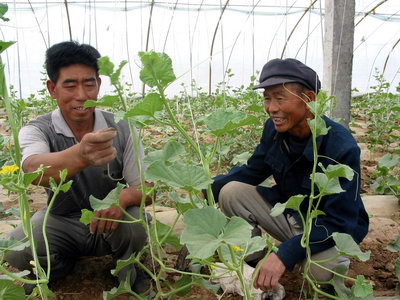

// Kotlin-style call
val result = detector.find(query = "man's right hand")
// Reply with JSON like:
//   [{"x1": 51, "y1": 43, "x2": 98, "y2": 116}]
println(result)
[{"x1": 79, "y1": 127, "x2": 117, "y2": 166}]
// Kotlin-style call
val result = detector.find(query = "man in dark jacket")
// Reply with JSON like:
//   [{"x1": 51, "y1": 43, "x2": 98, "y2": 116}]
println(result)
[{"x1": 210, "y1": 58, "x2": 369, "y2": 292}]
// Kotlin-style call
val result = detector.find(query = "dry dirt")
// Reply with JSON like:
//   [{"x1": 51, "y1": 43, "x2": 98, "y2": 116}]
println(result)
[{"x1": 0, "y1": 118, "x2": 399, "y2": 299}]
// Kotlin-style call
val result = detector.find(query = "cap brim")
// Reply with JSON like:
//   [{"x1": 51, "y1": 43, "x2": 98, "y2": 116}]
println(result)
[{"x1": 253, "y1": 77, "x2": 298, "y2": 90}]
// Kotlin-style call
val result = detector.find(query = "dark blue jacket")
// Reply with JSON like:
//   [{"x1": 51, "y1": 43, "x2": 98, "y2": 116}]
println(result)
[{"x1": 211, "y1": 116, "x2": 369, "y2": 270}]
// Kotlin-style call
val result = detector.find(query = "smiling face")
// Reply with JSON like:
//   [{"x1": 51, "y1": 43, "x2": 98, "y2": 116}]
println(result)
[
  {"x1": 263, "y1": 83, "x2": 315, "y2": 139},
  {"x1": 47, "y1": 64, "x2": 101, "y2": 129}
]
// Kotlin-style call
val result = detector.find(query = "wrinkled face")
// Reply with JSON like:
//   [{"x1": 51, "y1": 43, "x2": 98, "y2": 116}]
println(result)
[
  {"x1": 47, "y1": 64, "x2": 101, "y2": 126},
  {"x1": 263, "y1": 83, "x2": 314, "y2": 139}
]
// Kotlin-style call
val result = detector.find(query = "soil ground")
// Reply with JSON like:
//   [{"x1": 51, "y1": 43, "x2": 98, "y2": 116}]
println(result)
[{"x1": 0, "y1": 117, "x2": 399, "y2": 299}]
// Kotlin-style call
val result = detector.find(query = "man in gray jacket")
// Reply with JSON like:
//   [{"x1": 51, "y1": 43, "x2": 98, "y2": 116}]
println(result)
[{"x1": 5, "y1": 41, "x2": 152, "y2": 294}]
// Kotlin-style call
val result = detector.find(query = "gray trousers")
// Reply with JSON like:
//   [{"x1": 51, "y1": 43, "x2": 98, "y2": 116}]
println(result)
[
  {"x1": 5, "y1": 206, "x2": 147, "y2": 286},
  {"x1": 219, "y1": 181, "x2": 349, "y2": 281}
]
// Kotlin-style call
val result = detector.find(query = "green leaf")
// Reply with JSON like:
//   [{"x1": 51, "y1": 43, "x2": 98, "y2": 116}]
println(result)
[
  {"x1": 330, "y1": 265, "x2": 352, "y2": 299},
  {"x1": 0, "y1": 41, "x2": 15, "y2": 54},
  {"x1": 89, "y1": 182, "x2": 125, "y2": 211},
  {"x1": 395, "y1": 258, "x2": 400, "y2": 280},
  {"x1": 84, "y1": 95, "x2": 119, "y2": 108},
  {"x1": 314, "y1": 173, "x2": 345, "y2": 195},
  {"x1": 222, "y1": 216, "x2": 252, "y2": 246},
  {"x1": 111, "y1": 254, "x2": 136, "y2": 276},
  {"x1": 332, "y1": 232, "x2": 370, "y2": 261},
  {"x1": 204, "y1": 109, "x2": 259, "y2": 137},
  {"x1": 139, "y1": 51, "x2": 176, "y2": 88},
  {"x1": 0, "y1": 237, "x2": 28, "y2": 251},
  {"x1": 307, "y1": 117, "x2": 330, "y2": 137},
  {"x1": 145, "y1": 161, "x2": 212, "y2": 192},
  {"x1": 98, "y1": 56, "x2": 114, "y2": 76},
  {"x1": 59, "y1": 168, "x2": 68, "y2": 181},
  {"x1": 0, "y1": 3, "x2": 9, "y2": 20},
  {"x1": 168, "y1": 192, "x2": 198, "y2": 214},
  {"x1": 387, "y1": 235, "x2": 400, "y2": 252},
  {"x1": 378, "y1": 153, "x2": 399, "y2": 169},
  {"x1": 152, "y1": 220, "x2": 182, "y2": 250},
  {"x1": 311, "y1": 209, "x2": 325, "y2": 218},
  {"x1": 198, "y1": 278, "x2": 220, "y2": 294},
  {"x1": 180, "y1": 207, "x2": 227, "y2": 259},
  {"x1": 125, "y1": 93, "x2": 163, "y2": 118},
  {"x1": 22, "y1": 172, "x2": 40, "y2": 187},
  {"x1": 0, "y1": 280, "x2": 25, "y2": 300},
  {"x1": 59, "y1": 180, "x2": 72, "y2": 192},
  {"x1": 110, "y1": 60, "x2": 128, "y2": 85},
  {"x1": 245, "y1": 236, "x2": 270, "y2": 257},
  {"x1": 175, "y1": 275, "x2": 192, "y2": 296},
  {"x1": 324, "y1": 164, "x2": 354, "y2": 181},
  {"x1": 351, "y1": 275, "x2": 373, "y2": 298},
  {"x1": 103, "y1": 277, "x2": 132, "y2": 300},
  {"x1": 231, "y1": 152, "x2": 251, "y2": 166},
  {"x1": 270, "y1": 195, "x2": 306, "y2": 217},
  {"x1": 144, "y1": 141, "x2": 186, "y2": 165},
  {"x1": 80, "y1": 209, "x2": 94, "y2": 225}
]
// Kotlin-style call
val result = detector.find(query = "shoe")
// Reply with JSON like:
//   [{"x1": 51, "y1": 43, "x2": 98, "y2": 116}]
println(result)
[{"x1": 132, "y1": 268, "x2": 152, "y2": 295}]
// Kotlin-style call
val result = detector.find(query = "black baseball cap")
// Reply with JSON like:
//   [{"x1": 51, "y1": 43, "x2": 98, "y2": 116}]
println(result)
[{"x1": 253, "y1": 58, "x2": 321, "y2": 93}]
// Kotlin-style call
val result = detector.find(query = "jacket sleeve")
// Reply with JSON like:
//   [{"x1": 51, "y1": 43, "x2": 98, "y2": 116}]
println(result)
[
  {"x1": 210, "y1": 121, "x2": 273, "y2": 201},
  {"x1": 276, "y1": 144, "x2": 368, "y2": 270}
]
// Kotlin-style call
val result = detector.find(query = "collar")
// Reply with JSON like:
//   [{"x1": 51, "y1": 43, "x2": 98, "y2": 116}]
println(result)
[
  {"x1": 51, "y1": 108, "x2": 108, "y2": 138},
  {"x1": 271, "y1": 121, "x2": 325, "y2": 162}
]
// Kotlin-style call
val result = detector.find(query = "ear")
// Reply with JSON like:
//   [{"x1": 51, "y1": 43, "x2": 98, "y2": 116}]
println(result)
[
  {"x1": 303, "y1": 90, "x2": 316, "y2": 103},
  {"x1": 46, "y1": 80, "x2": 56, "y2": 98},
  {"x1": 97, "y1": 76, "x2": 102, "y2": 89}
]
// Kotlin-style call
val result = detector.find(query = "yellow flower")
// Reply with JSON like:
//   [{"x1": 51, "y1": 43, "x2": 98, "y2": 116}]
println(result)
[
  {"x1": 232, "y1": 246, "x2": 244, "y2": 252},
  {"x1": 0, "y1": 165, "x2": 19, "y2": 175}
]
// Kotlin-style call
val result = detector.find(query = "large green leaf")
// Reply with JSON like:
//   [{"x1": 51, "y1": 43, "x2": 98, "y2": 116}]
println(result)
[
  {"x1": 0, "y1": 41, "x2": 15, "y2": 54},
  {"x1": 270, "y1": 195, "x2": 306, "y2": 217},
  {"x1": 324, "y1": 164, "x2": 354, "y2": 181},
  {"x1": 89, "y1": 182, "x2": 125, "y2": 211},
  {"x1": 84, "y1": 95, "x2": 119, "y2": 108},
  {"x1": 145, "y1": 161, "x2": 212, "y2": 192},
  {"x1": 0, "y1": 280, "x2": 25, "y2": 300},
  {"x1": 180, "y1": 207, "x2": 227, "y2": 259},
  {"x1": 125, "y1": 93, "x2": 163, "y2": 118},
  {"x1": 139, "y1": 51, "x2": 176, "y2": 88},
  {"x1": 0, "y1": 237, "x2": 28, "y2": 251},
  {"x1": 204, "y1": 109, "x2": 259, "y2": 136},
  {"x1": 332, "y1": 232, "x2": 370, "y2": 261},
  {"x1": 144, "y1": 141, "x2": 186, "y2": 165},
  {"x1": 222, "y1": 216, "x2": 253, "y2": 246}
]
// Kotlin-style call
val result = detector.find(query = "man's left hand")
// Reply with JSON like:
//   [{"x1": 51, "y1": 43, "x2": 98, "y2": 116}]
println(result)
[
  {"x1": 254, "y1": 252, "x2": 286, "y2": 291},
  {"x1": 89, "y1": 206, "x2": 124, "y2": 234}
]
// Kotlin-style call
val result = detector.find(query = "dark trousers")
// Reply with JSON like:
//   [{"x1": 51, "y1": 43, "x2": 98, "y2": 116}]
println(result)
[{"x1": 5, "y1": 206, "x2": 148, "y2": 286}]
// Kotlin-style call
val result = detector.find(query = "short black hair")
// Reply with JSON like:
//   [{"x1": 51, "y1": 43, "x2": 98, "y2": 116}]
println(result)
[{"x1": 45, "y1": 41, "x2": 101, "y2": 83}]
